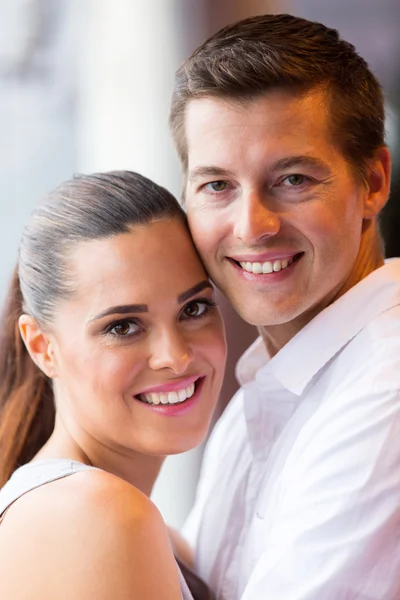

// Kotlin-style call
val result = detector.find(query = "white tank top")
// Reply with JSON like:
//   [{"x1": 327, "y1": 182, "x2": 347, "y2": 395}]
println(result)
[{"x1": 0, "y1": 459, "x2": 194, "y2": 600}]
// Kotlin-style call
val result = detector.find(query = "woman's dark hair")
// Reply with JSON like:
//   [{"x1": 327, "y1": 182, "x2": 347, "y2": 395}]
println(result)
[
  {"x1": 170, "y1": 13, "x2": 385, "y2": 183},
  {"x1": 0, "y1": 171, "x2": 185, "y2": 486}
]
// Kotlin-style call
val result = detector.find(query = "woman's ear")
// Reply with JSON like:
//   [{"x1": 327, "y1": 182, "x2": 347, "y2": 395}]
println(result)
[
  {"x1": 18, "y1": 314, "x2": 57, "y2": 378},
  {"x1": 363, "y1": 146, "x2": 391, "y2": 219}
]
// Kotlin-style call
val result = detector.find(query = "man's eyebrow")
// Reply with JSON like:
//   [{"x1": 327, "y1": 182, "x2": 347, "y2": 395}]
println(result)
[
  {"x1": 271, "y1": 155, "x2": 330, "y2": 172},
  {"x1": 188, "y1": 157, "x2": 330, "y2": 182},
  {"x1": 188, "y1": 166, "x2": 235, "y2": 182},
  {"x1": 178, "y1": 280, "x2": 213, "y2": 304},
  {"x1": 90, "y1": 304, "x2": 148, "y2": 322}
]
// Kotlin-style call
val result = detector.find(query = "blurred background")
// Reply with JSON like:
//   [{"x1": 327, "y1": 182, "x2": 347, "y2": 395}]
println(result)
[{"x1": 1, "y1": 0, "x2": 399, "y2": 528}]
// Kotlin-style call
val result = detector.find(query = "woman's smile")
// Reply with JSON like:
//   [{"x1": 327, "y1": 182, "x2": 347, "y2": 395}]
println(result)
[{"x1": 134, "y1": 374, "x2": 202, "y2": 405}]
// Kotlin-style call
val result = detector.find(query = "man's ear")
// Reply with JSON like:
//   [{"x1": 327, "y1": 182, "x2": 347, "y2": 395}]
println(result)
[
  {"x1": 18, "y1": 314, "x2": 57, "y2": 379},
  {"x1": 363, "y1": 146, "x2": 391, "y2": 219}
]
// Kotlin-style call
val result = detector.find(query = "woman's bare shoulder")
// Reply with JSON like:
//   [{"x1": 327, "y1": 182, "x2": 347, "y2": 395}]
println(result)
[
  {"x1": 0, "y1": 469, "x2": 182, "y2": 599},
  {"x1": 1, "y1": 468, "x2": 155, "y2": 533}
]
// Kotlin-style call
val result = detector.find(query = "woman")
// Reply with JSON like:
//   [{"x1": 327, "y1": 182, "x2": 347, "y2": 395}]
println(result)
[{"x1": 0, "y1": 171, "x2": 227, "y2": 599}]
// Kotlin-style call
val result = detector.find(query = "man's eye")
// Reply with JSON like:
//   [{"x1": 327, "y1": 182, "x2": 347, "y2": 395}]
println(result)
[
  {"x1": 284, "y1": 174, "x2": 306, "y2": 186},
  {"x1": 205, "y1": 181, "x2": 227, "y2": 192},
  {"x1": 108, "y1": 320, "x2": 140, "y2": 336}
]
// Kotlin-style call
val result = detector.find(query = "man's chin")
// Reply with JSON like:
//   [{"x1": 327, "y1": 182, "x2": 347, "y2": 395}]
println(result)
[{"x1": 231, "y1": 303, "x2": 297, "y2": 328}]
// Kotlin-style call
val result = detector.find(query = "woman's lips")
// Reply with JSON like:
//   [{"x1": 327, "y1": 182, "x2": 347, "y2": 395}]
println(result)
[
  {"x1": 134, "y1": 377, "x2": 205, "y2": 415},
  {"x1": 135, "y1": 374, "x2": 200, "y2": 396}
]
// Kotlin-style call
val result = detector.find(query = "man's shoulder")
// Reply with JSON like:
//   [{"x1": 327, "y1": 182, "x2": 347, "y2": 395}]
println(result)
[
  {"x1": 349, "y1": 301, "x2": 400, "y2": 370},
  {"x1": 367, "y1": 298, "x2": 400, "y2": 333},
  {"x1": 313, "y1": 302, "x2": 400, "y2": 411},
  {"x1": 292, "y1": 265, "x2": 400, "y2": 394}
]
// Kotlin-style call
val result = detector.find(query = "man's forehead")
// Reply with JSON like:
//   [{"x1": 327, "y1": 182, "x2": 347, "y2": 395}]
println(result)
[
  {"x1": 185, "y1": 89, "x2": 333, "y2": 173},
  {"x1": 185, "y1": 88, "x2": 330, "y2": 143}
]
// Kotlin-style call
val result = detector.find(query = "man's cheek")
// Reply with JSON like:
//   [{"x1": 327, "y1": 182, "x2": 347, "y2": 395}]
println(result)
[{"x1": 196, "y1": 230, "x2": 218, "y2": 257}]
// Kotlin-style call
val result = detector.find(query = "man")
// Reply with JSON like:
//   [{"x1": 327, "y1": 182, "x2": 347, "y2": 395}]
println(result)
[{"x1": 169, "y1": 13, "x2": 400, "y2": 600}]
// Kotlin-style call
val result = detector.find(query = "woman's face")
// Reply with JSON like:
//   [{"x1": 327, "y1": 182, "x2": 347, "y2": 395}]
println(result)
[{"x1": 47, "y1": 218, "x2": 227, "y2": 458}]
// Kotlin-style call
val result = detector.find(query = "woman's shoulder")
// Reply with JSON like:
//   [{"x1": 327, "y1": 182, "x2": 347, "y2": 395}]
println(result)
[
  {"x1": 61, "y1": 466, "x2": 155, "y2": 515},
  {"x1": 3, "y1": 465, "x2": 155, "y2": 528},
  {"x1": 0, "y1": 467, "x2": 182, "y2": 599}
]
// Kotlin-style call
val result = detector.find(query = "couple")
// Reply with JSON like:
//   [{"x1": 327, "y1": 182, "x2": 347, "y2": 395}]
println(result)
[{"x1": 1, "y1": 13, "x2": 400, "y2": 600}]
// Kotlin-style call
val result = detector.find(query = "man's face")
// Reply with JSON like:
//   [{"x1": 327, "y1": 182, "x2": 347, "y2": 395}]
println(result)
[{"x1": 184, "y1": 89, "x2": 379, "y2": 328}]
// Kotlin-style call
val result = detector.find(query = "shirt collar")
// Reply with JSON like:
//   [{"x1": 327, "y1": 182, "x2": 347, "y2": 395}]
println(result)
[
  {"x1": 237, "y1": 259, "x2": 400, "y2": 396},
  {"x1": 236, "y1": 336, "x2": 269, "y2": 385}
]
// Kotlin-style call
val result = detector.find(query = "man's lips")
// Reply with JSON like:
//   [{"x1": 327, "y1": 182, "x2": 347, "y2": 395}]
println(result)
[
  {"x1": 227, "y1": 251, "x2": 304, "y2": 275},
  {"x1": 229, "y1": 251, "x2": 302, "y2": 263}
]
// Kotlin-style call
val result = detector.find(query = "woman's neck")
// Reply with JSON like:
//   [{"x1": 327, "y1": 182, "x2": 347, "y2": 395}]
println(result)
[{"x1": 34, "y1": 418, "x2": 164, "y2": 497}]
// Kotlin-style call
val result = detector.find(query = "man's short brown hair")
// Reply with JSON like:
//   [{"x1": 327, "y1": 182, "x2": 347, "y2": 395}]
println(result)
[{"x1": 170, "y1": 13, "x2": 385, "y2": 182}]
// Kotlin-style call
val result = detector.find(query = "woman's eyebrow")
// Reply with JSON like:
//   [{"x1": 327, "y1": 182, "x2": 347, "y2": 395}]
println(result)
[
  {"x1": 89, "y1": 281, "x2": 212, "y2": 322},
  {"x1": 90, "y1": 304, "x2": 148, "y2": 322},
  {"x1": 177, "y1": 280, "x2": 213, "y2": 304}
]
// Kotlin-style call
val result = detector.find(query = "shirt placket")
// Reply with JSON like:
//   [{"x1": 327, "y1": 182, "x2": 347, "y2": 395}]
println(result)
[{"x1": 238, "y1": 379, "x2": 300, "y2": 597}]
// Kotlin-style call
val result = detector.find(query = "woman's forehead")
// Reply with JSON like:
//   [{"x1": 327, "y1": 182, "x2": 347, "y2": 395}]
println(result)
[{"x1": 62, "y1": 220, "x2": 207, "y2": 310}]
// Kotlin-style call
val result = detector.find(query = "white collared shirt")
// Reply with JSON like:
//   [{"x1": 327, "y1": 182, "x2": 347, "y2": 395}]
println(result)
[{"x1": 183, "y1": 260, "x2": 400, "y2": 600}]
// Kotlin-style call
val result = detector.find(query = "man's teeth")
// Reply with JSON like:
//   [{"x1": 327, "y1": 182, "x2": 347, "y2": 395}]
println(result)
[
  {"x1": 138, "y1": 382, "x2": 196, "y2": 406},
  {"x1": 239, "y1": 257, "x2": 294, "y2": 274}
]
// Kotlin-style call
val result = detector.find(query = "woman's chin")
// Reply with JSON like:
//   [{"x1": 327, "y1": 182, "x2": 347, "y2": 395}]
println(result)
[{"x1": 152, "y1": 431, "x2": 209, "y2": 457}]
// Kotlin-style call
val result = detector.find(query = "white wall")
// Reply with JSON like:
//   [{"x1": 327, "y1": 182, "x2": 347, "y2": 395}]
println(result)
[{"x1": 0, "y1": 0, "x2": 81, "y2": 301}]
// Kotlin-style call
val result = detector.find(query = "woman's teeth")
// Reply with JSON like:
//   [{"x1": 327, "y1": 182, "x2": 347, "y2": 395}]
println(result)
[
  {"x1": 239, "y1": 257, "x2": 294, "y2": 274},
  {"x1": 137, "y1": 382, "x2": 196, "y2": 406}
]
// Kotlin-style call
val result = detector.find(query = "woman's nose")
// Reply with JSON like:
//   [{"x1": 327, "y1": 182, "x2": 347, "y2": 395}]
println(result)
[{"x1": 148, "y1": 330, "x2": 193, "y2": 374}]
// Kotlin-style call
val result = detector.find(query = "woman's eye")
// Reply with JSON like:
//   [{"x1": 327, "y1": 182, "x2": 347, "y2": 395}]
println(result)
[
  {"x1": 284, "y1": 174, "x2": 306, "y2": 186},
  {"x1": 182, "y1": 300, "x2": 212, "y2": 319},
  {"x1": 205, "y1": 181, "x2": 227, "y2": 192},
  {"x1": 108, "y1": 321, "x2": 140, "y2": 337},
  {"x1": 182, "y1": 301, "x2": 208, "y2": 319}
]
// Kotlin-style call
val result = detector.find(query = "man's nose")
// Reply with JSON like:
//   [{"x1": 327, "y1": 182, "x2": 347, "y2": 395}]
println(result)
[
  {"x1": 232, "y1": 190, "x2": 280, "y2": 244},
  {"x1": 148, "y1": 329, "x2": 193, "y2": 374}
]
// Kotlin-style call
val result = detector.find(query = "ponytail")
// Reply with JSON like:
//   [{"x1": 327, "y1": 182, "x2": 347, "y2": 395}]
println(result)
[{"x1": 0, "y1": 266, "x2": 54, "y2": 487}]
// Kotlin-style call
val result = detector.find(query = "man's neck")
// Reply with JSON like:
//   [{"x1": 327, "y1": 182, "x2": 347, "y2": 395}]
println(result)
[{"x1": 260, "y1": 223, "x2": 384, "y2": 358}]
